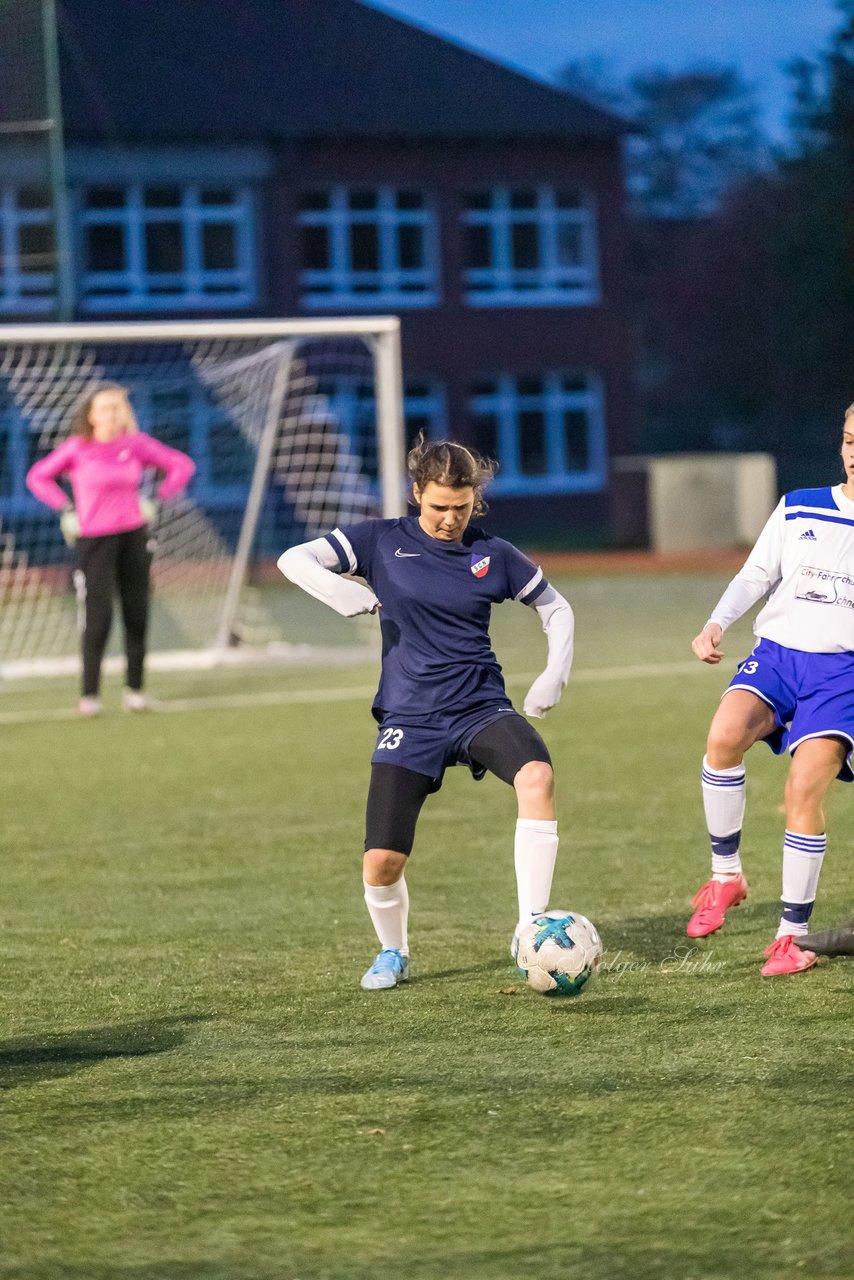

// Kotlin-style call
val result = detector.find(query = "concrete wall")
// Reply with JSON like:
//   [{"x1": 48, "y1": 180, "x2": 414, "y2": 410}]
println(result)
[{"x1": 612, "y1": 453, "x2": 777, "y2": 552}]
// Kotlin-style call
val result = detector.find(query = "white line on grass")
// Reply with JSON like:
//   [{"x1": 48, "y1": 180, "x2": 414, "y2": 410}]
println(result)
[{"x1": 0, "y1": 660, "x2": 705, "y2": 725}]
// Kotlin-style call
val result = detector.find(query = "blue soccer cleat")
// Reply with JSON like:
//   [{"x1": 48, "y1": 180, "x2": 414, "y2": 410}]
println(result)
[{"x1": 360, "y1": 948, "x2": 410, "y2": 990}]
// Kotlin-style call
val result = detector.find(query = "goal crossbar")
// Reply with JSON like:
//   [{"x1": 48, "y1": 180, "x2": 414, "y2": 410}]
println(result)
[{"x1": 0, "y1": 317, "x2": 401, "y2": 343}]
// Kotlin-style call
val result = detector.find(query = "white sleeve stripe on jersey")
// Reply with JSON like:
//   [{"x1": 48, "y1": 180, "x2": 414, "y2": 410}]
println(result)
[
  {"x1": 329, "y1": 528, "x2": 358, "y2": 574},
  {"x1": 515, "y1": 567, "x2": 544, "y2": 602},
  {"x1": 324, "y1": 533, "x2": 349, "y2": 573}
]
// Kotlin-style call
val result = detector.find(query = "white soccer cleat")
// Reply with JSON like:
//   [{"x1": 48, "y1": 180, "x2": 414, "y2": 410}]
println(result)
[{"x1": 78, "y1": 696, "x2": 102, "y2": 717}]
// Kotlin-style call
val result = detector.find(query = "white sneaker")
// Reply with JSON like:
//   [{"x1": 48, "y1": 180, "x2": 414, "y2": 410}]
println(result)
[
  {"x1": 78, "y1": 696, "x2": 103, "y2": 717},
  {"x1": 122, "y1": 688, "x2": 152, "y2": 712}
]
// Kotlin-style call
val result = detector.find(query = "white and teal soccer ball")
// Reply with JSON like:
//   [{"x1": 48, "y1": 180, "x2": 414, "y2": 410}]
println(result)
[{"x1": 516, "y1": 910, "x2": 603, "y2": 997}]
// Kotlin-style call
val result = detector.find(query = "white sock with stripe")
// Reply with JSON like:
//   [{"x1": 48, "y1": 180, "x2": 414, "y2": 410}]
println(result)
[
  {"x1": 363, "y1": 877, "x2": 409, "y2": 955},
  {"x1": 777, "y1": 831, "x2": 826, "y2": 938},
  {"x1": 701, "y1": 755, "x2": 746, "y2": 879},
  {"x1": 515, "y1": 819, "x2": 559, "y2": 933}
]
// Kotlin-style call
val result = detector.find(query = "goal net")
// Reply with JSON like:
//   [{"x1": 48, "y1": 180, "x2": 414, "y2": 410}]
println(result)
[{"x1": 0, "y1": 318, "x2": 405, "y2": 678}]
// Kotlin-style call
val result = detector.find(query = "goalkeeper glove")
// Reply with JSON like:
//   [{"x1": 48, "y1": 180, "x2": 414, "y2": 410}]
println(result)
[
  {"x1": 139, "y1": 496, "x2": 159, "y2": 525},
  {"x1": 59, "y1": 506, "x2": 80, "y2": 546}
]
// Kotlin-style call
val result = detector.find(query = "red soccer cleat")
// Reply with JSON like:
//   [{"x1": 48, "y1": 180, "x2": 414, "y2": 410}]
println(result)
[
  {"x1": 761, "y1": 934, "x2": 818, "y2": 977},
  {"x1": 686, "y1": 873, "x2": 749, "y2": 938}
]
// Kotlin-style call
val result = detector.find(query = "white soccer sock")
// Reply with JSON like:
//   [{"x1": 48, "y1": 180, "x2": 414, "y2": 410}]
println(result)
[
  {"x1": 777, "y1": 831, "x2": 826, "y2": 938},
  {"x1": 701, "y1": 755, "x2": 746, "y2": 878},
  {"x1": 514, "y1": 819, "x2": 559, "y2": 931},
  {"x1": 363, "y1": 877, "x2": 409, "y2": 955}
]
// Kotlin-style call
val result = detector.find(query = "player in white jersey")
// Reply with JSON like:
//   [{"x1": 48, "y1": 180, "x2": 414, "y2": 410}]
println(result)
[{"x1": 687, "y1": 404, "x2": 854, "y2": 975}]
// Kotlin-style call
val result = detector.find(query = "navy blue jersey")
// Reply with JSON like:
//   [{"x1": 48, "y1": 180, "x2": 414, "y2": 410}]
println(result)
[{"x1": 326, "y1": 516, "x2": 548, "y2": 720}]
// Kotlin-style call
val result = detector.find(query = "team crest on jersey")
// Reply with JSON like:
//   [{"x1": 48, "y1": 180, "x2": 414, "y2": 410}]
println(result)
[{"x1": 470, "y1": 554, "x2": 490, "y2": 578}]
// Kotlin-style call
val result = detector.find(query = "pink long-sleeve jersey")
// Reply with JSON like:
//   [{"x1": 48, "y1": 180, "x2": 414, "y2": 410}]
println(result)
[{"x1": 26, "y1": 432, "x2": 196, "y2": 537}]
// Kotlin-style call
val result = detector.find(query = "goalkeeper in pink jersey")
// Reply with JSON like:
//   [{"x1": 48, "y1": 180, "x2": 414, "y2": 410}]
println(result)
[{"x1": 26, "y1": 382, "x2": 195, "y2": 715}]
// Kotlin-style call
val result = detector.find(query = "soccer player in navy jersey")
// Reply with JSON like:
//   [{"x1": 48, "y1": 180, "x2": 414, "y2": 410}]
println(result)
[
  {"x1": 687, "y1": 403, "x2": 854, "y2": 975},
  {"x1": 278, "y1": 437, "x2": 574, "y2": 989}
]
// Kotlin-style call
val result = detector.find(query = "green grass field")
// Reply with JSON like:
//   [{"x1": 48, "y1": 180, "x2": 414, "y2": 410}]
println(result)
[{"x1": 2, "y1": 572, "x2": 853, "y2": 1280}]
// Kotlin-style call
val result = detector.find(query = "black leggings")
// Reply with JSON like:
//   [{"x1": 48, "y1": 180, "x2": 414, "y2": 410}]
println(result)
[
  {"x1": 365, "y1": 712, "x2": 552, "y2": 855},
  {"x1": 76, "y1": 527, "x2": 152, "y2": 696}
]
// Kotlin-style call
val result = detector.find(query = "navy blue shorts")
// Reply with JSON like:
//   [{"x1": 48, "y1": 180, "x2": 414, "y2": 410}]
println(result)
[
  {"x1": 725, "y1": 637, "x2": 854, "y2": 781},
  {"x1": 371, "y1": 700, "x2": 523, "y2": 783}
]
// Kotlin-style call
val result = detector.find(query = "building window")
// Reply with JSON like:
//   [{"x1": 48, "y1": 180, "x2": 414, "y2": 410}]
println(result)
[
  {"x1": 0, "y1": 400, "x2": 21, "y2": 497},
  {"x1": 401, "y1": 381, "x2": 447, "y2": 447},
  {"x1": 462, "y1": 185, "x2": 598, "y2": 305},
  {"x1": 298, "y1": 186, "x2": 438, "y2": 308},
  {"x1": 130, "y1": 382, "x2": 254, "y2": 498},
  {"x1": 79, "y1": 183, "x2": 256, "y2": 311},
  {"x1": 0, "y1": 185, "x2": 56, "y2": 314},
  {"x1": 467, "y1": 372, "x2": 606, "y2": 493},
  {"x1": 312, "y1": 375, "x2": 446, "y2": 483},
  {"x1": 2, "y1": 376, "x2": 258, "y2": 519}
]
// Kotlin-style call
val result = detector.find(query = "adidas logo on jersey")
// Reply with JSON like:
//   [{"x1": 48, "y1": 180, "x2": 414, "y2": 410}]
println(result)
[{"x1": 799, "y1": 529, "x2": 817, "y2": 541}]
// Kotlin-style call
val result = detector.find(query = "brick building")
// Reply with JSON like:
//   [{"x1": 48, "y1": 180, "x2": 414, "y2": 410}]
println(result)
[{"x1": 0, "y1": 0, "x2": 634, "y2": 539}]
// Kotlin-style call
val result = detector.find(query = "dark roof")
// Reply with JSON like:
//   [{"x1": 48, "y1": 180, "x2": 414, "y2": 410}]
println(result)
[{"x1": 56, "y1": 0, "x2": 629, "y2": 143}]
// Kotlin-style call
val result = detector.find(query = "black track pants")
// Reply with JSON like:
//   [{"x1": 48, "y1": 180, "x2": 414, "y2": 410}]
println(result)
[{"x1": 76, "y1": 527, "x2": 152, "y2": 696}]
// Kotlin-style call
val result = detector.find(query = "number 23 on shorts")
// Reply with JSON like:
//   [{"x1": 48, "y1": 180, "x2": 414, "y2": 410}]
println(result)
[{"x1": 377, "y1": 728, "x2": 404, "y2": 750}]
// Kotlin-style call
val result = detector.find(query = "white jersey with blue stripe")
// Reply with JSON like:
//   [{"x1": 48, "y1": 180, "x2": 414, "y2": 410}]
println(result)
[
  {"x1": 709, "y1": 485, "x2": 854, "y2": 653},
  {"x1": 325, "y1": 516, "x2": 548, "y2": 718}
]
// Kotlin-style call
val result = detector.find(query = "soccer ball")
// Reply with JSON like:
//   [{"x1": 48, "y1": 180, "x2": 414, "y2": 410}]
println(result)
[{"x1": 516, "y1": 910, "x2": 603, "y2": 997}]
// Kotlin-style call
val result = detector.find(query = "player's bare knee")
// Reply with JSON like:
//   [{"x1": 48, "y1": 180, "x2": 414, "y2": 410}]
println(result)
[
  {"x1": 514, "y1": 760, "x2": 554, "y2": 806},
  {"x1": 706, "y1": 722, "x2": 749, "y2": 767},
  {"x1": 784, "y1": 768, "x2": 827, "y2": 818},
  {"x1": 363, "y1": 848, "x2": 407, "y2": 886}
]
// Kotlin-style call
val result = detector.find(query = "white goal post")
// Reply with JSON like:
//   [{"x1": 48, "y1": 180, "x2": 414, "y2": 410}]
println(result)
[{"x1": 0, "y1": 316, "x2": 405, "y2": 678}]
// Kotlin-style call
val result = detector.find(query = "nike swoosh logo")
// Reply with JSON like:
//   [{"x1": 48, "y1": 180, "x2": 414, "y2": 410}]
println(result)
[{"x1": 394, "y1": 548, "x2": 421, "y2": 558}]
